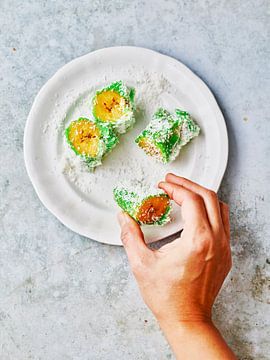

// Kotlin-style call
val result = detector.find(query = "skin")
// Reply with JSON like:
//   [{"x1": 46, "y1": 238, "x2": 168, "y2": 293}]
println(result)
[{"x1": 117, "y1": 173, "x2": 236, "y2": 360}]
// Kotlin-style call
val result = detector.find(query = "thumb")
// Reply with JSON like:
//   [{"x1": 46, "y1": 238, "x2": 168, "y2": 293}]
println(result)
[{"x1": 117, "y1": 212, "x2": 151, "y2": 262}]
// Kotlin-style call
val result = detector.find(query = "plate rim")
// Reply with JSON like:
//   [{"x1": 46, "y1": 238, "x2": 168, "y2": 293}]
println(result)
[{"x1": 24, "y1": 46, "x2": 228, "y2": 246}]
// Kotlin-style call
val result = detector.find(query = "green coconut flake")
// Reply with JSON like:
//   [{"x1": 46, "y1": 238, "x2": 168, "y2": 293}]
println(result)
[{"x1": 135, "y1": 108, "x2": 200, "y2": 163}]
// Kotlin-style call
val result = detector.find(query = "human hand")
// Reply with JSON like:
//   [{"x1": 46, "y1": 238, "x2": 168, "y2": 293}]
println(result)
[
  {"x1": 118, "y1": 174, "x2": 231, "y2": 326},
  {"x1": 117, "y1": 174, "x2": 235, "y2": 359}
]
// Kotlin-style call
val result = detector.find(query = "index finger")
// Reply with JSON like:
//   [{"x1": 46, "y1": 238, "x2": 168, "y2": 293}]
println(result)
[
  {"x1": 158, "y1": 181, "x2": 209, "y2": 225},
  {"x1": 165, "y1": 173, "x2": 222, "y2": 230}
]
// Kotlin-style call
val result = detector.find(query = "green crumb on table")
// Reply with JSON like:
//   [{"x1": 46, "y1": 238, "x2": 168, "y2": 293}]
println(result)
[
  {"x1": 135, "y1": 108, "x2": 200, "y2": 164},
  {"x1": 65, "y1": 118, "x2": 119, "y2": 169},
  {"x1": 113, "y1": 187, "x2": 172, "y2": 225},
  {"x1": 92, "y1": 80, "x2": 136, "y2": 134}
]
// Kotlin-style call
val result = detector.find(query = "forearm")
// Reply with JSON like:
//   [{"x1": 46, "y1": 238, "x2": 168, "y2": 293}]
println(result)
[{"x1": 159, "y1": 320, "x2": 236, "y2": 360}]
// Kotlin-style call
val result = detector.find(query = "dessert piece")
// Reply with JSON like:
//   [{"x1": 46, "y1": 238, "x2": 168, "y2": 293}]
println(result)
[
  {"x1": 92, "y1": 81, "x2": 135, "y2": 134},
  {"x1": 135, "y1": 108, "x2": 200, "y2": 164},
  {"x1": 65, "y1": 118, "x2": 118, "y2": 169},
  {"x1": 135, "y1": 108, "x2": 180, "y2": 163},
  {"x1": 175, "y1": 109, "x2": 200, "y2": 146},
  {"x1": 113, "y1": 187, "x2": 171, "y2": 225}
]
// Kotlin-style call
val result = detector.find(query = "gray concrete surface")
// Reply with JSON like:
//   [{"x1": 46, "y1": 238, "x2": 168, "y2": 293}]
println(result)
[{"x1": 0, "y1": 0, "x2": 269, "y2": 359}]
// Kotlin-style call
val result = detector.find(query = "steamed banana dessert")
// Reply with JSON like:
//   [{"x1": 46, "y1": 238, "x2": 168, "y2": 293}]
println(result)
[
  {"x1": 92, "y1": 81, "x2": 135, "y2": 134},
  {"x1": 135, "y1": 108, "x2": 200, "y2": 164},
  {"x1": 113, "y1": 187, "x2": 171, "y2": 225},
  {"x1": 175, "y1": 109, "x2": 201, "y2": 146},
  {"x1": 65, "y1": 118, "x2": 118, "y2": 169}
]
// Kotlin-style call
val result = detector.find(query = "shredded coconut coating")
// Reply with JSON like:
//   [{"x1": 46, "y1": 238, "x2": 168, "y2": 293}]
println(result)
[
  {"x1": 92, "y1": 80, "x2": 136, "y2": 134},
  {"x1": 65, "y1": 118, "x2": 119, "y2": 169},
  {"x1": 175, "y1": 109, "x2": 200, "y2": 146},
  {"x1": 135, "y1": 108, "x2": 200, "y2": 163},
  {"x1": 113, "y1": 187, "x2": 172, "y2": 225}
]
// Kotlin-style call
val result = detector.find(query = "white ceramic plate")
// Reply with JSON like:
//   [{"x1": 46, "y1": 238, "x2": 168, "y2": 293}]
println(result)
[{"x1": 24, "y1": 46, "x2": 228, "y2": 246}]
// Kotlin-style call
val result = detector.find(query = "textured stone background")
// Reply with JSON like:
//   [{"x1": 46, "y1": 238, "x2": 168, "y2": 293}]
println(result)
[{"x1": 0, "y1": 0, "x2": 269, "y2": 359}]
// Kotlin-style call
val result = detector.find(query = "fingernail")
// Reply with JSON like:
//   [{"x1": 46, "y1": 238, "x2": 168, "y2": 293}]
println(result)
[{"x1": 158, "y1": 181, "x2": 165, "y2": 188}]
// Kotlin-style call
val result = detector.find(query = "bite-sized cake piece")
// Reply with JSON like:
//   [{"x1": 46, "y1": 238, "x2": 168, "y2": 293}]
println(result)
[
  {"x1": 92, "y1": 80, "x2": 136, "y2": 134},
  {"x1": 113, "y1": 187, "x2": 171, "y2": 225},
  {"x1": 65, "y1": 118, "x2": 118, "y2": 169},
  {"x1": 175, "y1": 109, "x2": 200, "y2": 147},
  {"x1": 135, "y1": 108, "x2": 180, "y2": 163},
  {"x1": 135, "y1": 108, "x2": 200, "y2": 164}
]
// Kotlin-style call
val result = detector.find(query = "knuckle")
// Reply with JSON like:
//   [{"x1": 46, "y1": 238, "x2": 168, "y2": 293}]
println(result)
[
  {"x1": 196, "y1": 223, "x2": 209, "y2": 236},
  {"x1": 192, "y1": 242, "x2": 205, "y2": 255},
  {"x1": 120, "y1": 228, "x2": 131, "y2": 245},
  {"x1": 192, "y1": 236, "x2": 210, "y2": 254},
  {"x1": 205, "y1": 189, "x2": 217, "y2": 200},
  {"x1": 190, "y1": 193, "x2": 203, "y2": 203},
  {"x1": 192, "y1": 223, "x2": 215, "y2": 253}
]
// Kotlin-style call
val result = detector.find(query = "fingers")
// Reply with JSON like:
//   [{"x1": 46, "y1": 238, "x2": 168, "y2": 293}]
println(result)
[
  {"x1": 158, "y1": 181, "x2": 208, "y2": 225},
  {"x1": 219, "y1": 202, "x2": 230, "y2": 240},
  {"x1": 117, "y1": 212, "x2": 152, "y2": 263},
  {"x1": 165, "y1": 173, "x2": 222, "y2": 231}
]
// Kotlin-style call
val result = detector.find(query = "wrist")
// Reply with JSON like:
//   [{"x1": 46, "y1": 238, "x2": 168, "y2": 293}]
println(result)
[
  {"x1": 157, "y1": 318, "x2": 236, "y2": 360},
  {"x1": 158, "y1": 316, "x2": 213, "y2": 336},
  {"x1": 158, "y1": 316, "x2": 217, "y2": 351},
  {"x1": 155, "y1": 303, "x2": 212, "y2": 330}
]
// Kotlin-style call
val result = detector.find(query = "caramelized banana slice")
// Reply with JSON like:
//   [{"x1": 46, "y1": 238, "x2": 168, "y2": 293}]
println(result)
[
  {"x1": 92, "y1": 81, "x2": 135, "y2": 134},
  {"x1": 136, "y1": 195, "x2": 170, "y2": 225},
  {"x1": 66, "y1": 119, "x2": 100, "y2": 157},
  {"x1": 113, "y1": 187, "x2": 171, "y2": 225},
  {"x1": 65, "y1": 118, "x2": 118, "y2": 169},
  {"x1": 94, "y1": 91, "x2": 126, "y2": 122},
  {"x1": 135, "y1": 108, "x2": 200, "y2": 164}
]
